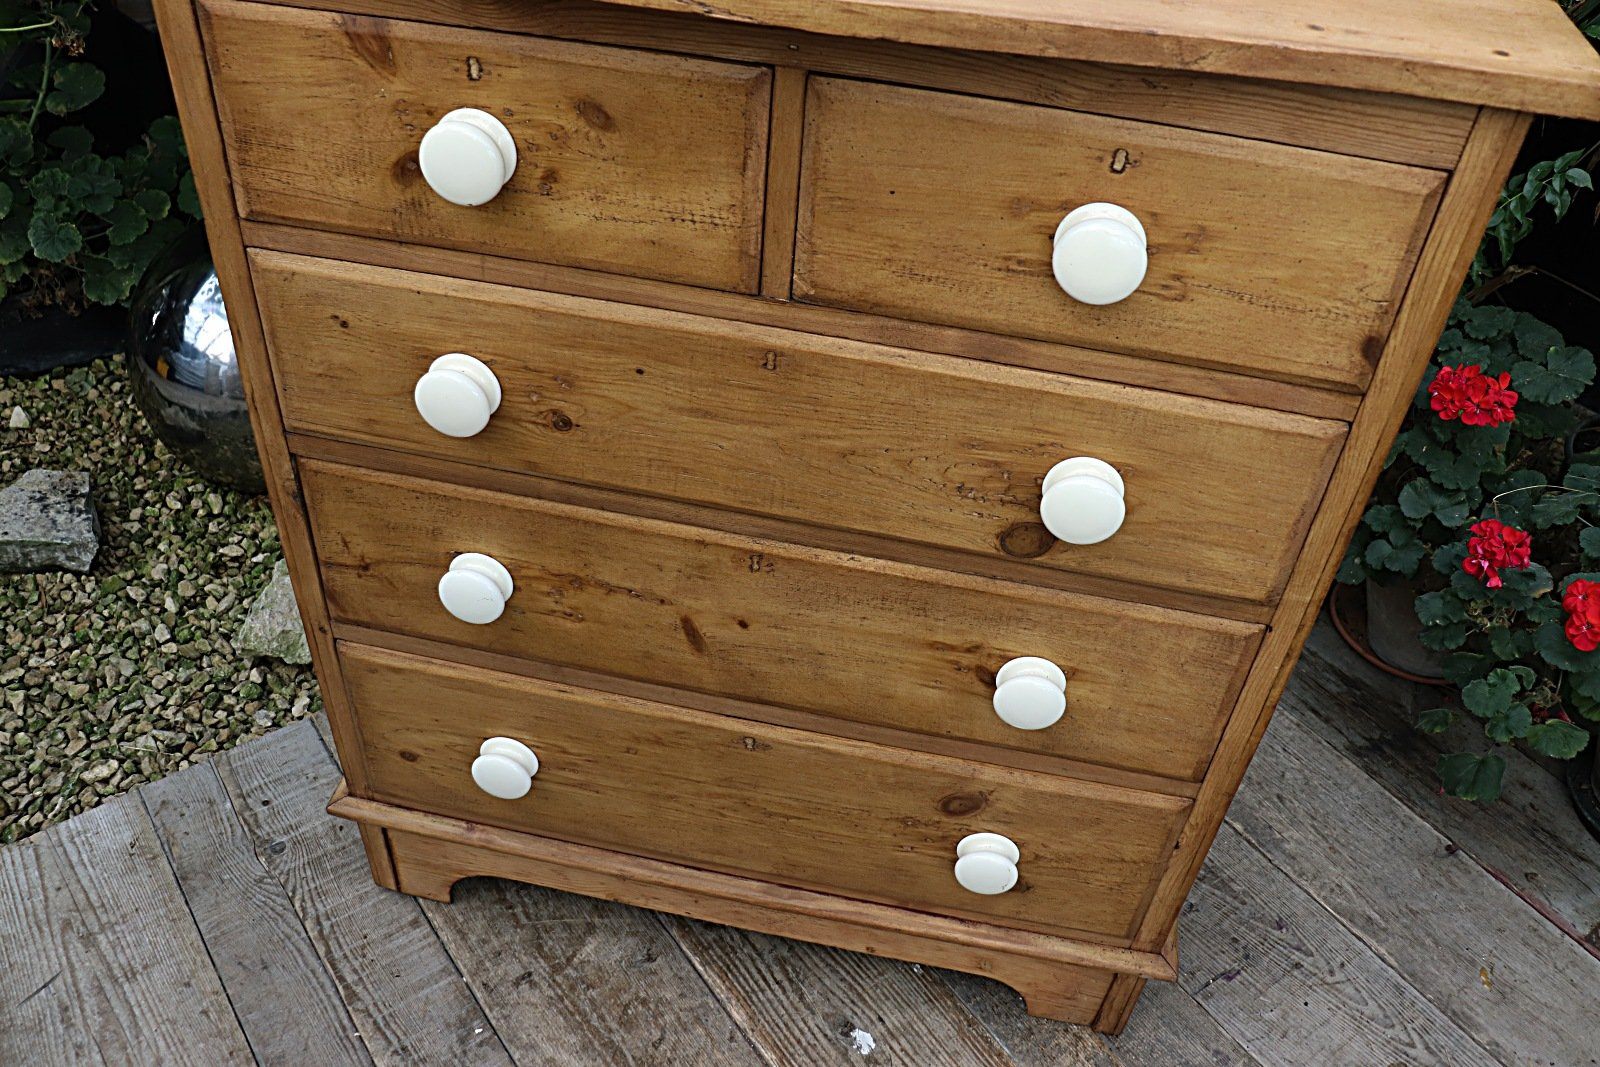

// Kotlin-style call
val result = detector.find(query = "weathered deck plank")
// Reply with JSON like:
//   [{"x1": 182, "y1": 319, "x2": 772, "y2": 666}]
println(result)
[
  {"x1": 1182, "y1": 824, "x2": 1498, "y2": 1066},
  {"x1": 420, "y1": 881, "x2": 762, "y2": 1066},
  {"x1": 143, "y1": 761, "x2": 372, "y2": 1067},
  {"x1": 214, "y1": 720, "x2": 512, "y2": 1066},
  {"x1": 1289, "y1": 623, "x2": 1600, "y2": 945},
  {"x1": 1226, "y1": 704, "x2": 1600, "y2": 1065},
  {"x1": 663, "y1": 915, "x2": 1016, "y2": 1066},
  {"x1": 0, "y1": 792, "x2": 254, "y2": 1066}
]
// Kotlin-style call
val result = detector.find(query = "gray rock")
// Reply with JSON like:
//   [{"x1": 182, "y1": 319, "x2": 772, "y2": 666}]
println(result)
[
  {"x1": 7, "y1": 407, "x2": 29, "y2": 429},
  {"x1": 234, "y1": 559, "x2": 311, "y2": 664},
  {"x1": 0, "y1": 469, "x2": 100, "y2": 574}
]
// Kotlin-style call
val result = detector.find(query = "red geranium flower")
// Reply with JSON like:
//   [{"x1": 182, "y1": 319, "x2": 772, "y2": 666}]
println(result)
[
  {"x1": 1428, "y1": 364, "x2": 1518, "y2": 427},
  {"x1": 1564, "y1": 579, "x2": 1600, "y2": 652},
  {"x1": 1461, "y1": 518, "x2": 1532, "y2": 589}
]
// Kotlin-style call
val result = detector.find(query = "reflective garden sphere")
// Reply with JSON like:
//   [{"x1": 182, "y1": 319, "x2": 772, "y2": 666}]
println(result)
[{"x1": 127, "y1": 227, "x2": 265, "y2": 493}]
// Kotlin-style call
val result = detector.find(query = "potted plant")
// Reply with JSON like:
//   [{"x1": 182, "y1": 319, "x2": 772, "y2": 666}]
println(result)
[
  {"x1": 1, "y1": 0, "x2": 201, "y2": 373},
  {"x1": 1337, "y1": 301, "x2": 1599, "y2": 801}
]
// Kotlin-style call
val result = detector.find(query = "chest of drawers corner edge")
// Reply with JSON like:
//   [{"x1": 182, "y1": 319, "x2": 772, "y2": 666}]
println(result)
[{"x1": 150, "y1": 0, "x2": 1600, "y2": 1034}]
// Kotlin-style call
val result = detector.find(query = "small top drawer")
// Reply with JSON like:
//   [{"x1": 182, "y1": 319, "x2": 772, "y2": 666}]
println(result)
[
  {"x1": 198, "y1": 0, "x2": 771, "y2": 292},
  {"x1": 795, "y1": 77, "x2": 1446, "y2": 392}
]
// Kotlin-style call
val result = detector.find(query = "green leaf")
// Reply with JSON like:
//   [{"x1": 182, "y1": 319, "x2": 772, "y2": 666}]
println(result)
[
  {"x1": 1417, "y1": 707, "x2": 1454, "y2": 734},
  {"x1": 1580, "y1": 528, "x2": 1600, "y2": 562},
  {"x1": 1437, "y1": 752, "x2": 1505, "y2": 802},
  {"x1": 44, "y1": 63, "x2": 106, "y2": 116},
  {"x1": 1524, "y1": 720, "x2": 1590, "y2": 759},
  {"x1": 1485, "y1": 703, "x2": 1533, "y2": 743},
  {"x1": 1462, "y1": 669, "x2": 1526, "y2": 718},
  {"x1": 1399, "y1": 479, "x2": 1473, "y2": 527},
  {"x1": 45, "y1": 125, "x2": 93, "y2": 162},
  {"x1": 26, "y1": 214, "x2": 81, "y2": 262},
  {"x1": 101, "y1": 200, "x2": 148, "y2": 246},
  {"x1": 133, "y1": 189, "x2": 171, "y2": 222},
  {"x1": 177, "y1": 171, "x2": 201, "y2": 219},
  {"x1": 1419, "y1": 622, "x2": 1470, "y2": 651},
  {"x1": 1365, "y1": 504, "x2": 1408, "y2": 535},
  {"x1": 1536, "y1": 620, "x2": 1596, "y2": 671},
  {"x1": 1531, "y1": 489, "x2": 1586, "y2": 528},
  {"x1": 1415, "y1": 590, "x2": 1467, "y2": 626},
  {"x1": 79, "y1": 256, "x2": 138, "y2": 306},
  {"x1": 0, "y1": 214, "x2": 27, "y2": 265},
  {"x1": 0, "y1": 182, "x2": 11, "y2": 222},
  {"x1": 1513, "y1": 346, "x2": 1595, "y2": 404},
  {"x1": 1512, "y1": 315, "x2": 1565, "y2": 357}
]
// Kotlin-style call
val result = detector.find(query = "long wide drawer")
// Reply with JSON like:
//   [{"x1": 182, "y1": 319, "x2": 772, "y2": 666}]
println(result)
[
  {"x1": 795, "y1": 77, "x2": 1446, "y2": 391},
  {"x1": 300, "y1": 460, "x2": 1262, "y2": 782},
  {"x1": 199, "y1": 0, "x2": 771, "y2": 292},
  {"x1": 340, "y1": 642, "x2": 1191, "y2": 941},
  {"x1": 257, "y1": 252, "x2": 1347, "y2": 606}
]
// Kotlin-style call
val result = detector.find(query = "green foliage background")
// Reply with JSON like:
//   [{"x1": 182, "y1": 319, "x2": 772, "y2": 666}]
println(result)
[{"x1": 1, "y1": 0, "x2": 200, "y2": 311}]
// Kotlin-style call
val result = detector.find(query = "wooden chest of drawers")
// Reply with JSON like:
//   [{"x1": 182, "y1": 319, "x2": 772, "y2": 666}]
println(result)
[{"x1": 154, "y1": 0, "x2": 1600, "y2": 1032}]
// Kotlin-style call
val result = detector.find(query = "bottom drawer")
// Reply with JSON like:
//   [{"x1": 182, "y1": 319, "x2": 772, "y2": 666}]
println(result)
[{"x1": 340, "y1": 642, "x2": 1190, "y2": 941}]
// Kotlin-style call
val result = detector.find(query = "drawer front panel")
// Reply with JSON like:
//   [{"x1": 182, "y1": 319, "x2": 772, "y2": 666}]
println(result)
[
  {"x1": 257, "y1": 252, "x2": 1347, "y2": 606},
  {"x1": 301, "y1": 461, "x2": 1262, "y2": 782},
  {"x1": 199, "y1": 0, "x2": 770, "y2": 291},
  {"x1": 795, "y1": 77, "x2": 1445, "y2": 391},
  {"x1": 341, "y1": 642, "x2": 1190, "y2": 940}
]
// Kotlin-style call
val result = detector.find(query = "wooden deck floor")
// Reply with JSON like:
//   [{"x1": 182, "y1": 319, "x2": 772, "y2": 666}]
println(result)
[{"x1": 4, "y1": 619, "x2": 1600, "y2": 1066}]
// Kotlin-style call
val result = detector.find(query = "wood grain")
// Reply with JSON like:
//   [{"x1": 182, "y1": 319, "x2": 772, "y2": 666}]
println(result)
[
  {"x1": 142, "y1": 764, "x2": 372, "y2": 1067},
  {"x1": 216, "y1": 720, "x2": 513, "y2": 1064},
  {"x1": 244, "y1": 220, "x2": 1362, "y2": 422},
  {"x1": 301, "y1": 459, "x2": 1261, "y2": 782},
  {"x1": 256, "y1": 252, "x2": 1345, "y2": 607},
  {"x1": 1289, "y1": 624, "x2": 1600, "y2": 944},
  {"x1": 419, "y1": 883, "x2": 760, "y2": 1065},
  {"x1": 198, "y1": 0, "x2": 772, "y2": 292},
  {"x1": 796, "y1": 77, "x2": 1445, "y2": 391},
  {"x1": 759, "y1": 66, "x2": 808, "y2": 297},
  {"x1": 1225, "y1": 709, "x2": 1600, "y2": 1066},
  {"x1": 219, "y1": 0, "x2": 1479, "y2": 169},
  {"x1": 1127, "y1": 108, "x2": 1535, "y2": 957},
  {"x1": 0, "y1": 795, "x2": 254, "y2": 1066},
  {"x1": 661, "y1": 915, "x2": 1015, "y2": 1066},
  {"x1": 482, "y1": 0, "x2": 1600, "y2": 119},
  {"x1": 1182, "y1": 824, "x2": 1498, "y2": 1066},
  {"x1": 151, "y1": 0, "x2": 379, "y2": 801},
  {"x1": 339, "y1": 642, "x2": 1190, "y2": 941}
]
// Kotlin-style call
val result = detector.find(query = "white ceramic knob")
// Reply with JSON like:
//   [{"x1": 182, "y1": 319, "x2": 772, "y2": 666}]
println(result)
[
  {"x1": 1052, "y1": 203, "x2": 1147, "y2": 305},
  {"x1": 954, "y1": 832, "x2": 1020, "y2": 896},
  {"x1": 414, "y1": 353, "x2": 502, "y2": 438},
  {"x1": 418, "y1": 107, "x2": 517, "y2": 207},
  {"x1": 438, "y1": 552, "x2": 514, "y2": 625},
  {"x1": 993, "y1": 657, "x2": 1067, "y2": 731},
  {"x1": 1039, "y1": 457, "x2": 1126, "y2": 546},
  {"x1": 471, "y1": 736, "x2": 539, "y2": 800}
]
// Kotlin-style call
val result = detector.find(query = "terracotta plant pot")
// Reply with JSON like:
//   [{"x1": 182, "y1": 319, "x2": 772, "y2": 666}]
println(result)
[{"x1": 1327, "y1": 580, "x2": 1452, "y2": 686}]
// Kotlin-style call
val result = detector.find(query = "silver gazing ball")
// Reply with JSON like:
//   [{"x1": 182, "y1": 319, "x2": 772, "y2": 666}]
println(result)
[{"x1": 127, "y1": 226, "x2": 265, "y2": 493}]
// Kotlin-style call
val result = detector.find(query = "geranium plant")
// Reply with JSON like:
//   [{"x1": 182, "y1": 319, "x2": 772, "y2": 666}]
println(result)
[
  {"x1": 0, "y1": 0, "x2": 201, "y2": 310},
  {"x1": 1339, "y1": 302, "x2": 1599, "y2": 801}
]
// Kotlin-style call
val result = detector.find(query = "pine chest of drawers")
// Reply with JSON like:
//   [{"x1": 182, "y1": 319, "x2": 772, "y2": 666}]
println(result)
[{"x1": 154, "y1": 0, "x2": 1600, "y2": 1032}]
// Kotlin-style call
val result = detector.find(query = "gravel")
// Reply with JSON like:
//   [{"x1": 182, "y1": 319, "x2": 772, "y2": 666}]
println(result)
[{"x1": 0, "y1": 356, "x2": 322, "y2": 843}]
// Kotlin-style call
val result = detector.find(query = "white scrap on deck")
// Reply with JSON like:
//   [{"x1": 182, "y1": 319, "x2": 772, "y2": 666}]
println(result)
[{"x1": 849, "y1": 1028, "x2": 876, "y2": 1055}]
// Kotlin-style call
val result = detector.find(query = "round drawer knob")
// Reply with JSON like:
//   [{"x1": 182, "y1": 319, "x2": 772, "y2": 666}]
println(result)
[
  {"x1": 418, "y1": 107, "x2": 518, "y2": 207},
  {"x1": 471, "y1": 736, "x2": 539, "y2": 800},
  {"x1": 1052, "y1": 203, "x2": 1147, "y2": 305},
  {"x1": 954, "y1": 832, "x2": 1020, "y2": 896},
  {"x1": 1039, "y1": 457, "x2": 1125, "y2": 545},
  {"x1": 438, "y1": 552, "x2": 514, "y2": 625},
  {"x1": 414, "y1": 353, "x2": 502, "y2": 438},
  {"x1": 993, "y1": 656, "x2": 1067, "y2": 731}
]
